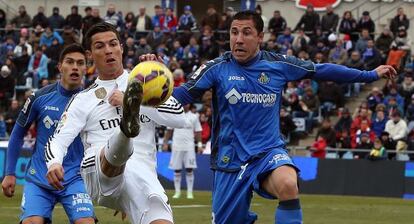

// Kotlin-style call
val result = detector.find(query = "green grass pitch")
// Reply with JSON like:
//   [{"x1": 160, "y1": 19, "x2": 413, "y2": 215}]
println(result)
[{"x1": 1, "y1": 186, "x2": 413, "y2": 223}]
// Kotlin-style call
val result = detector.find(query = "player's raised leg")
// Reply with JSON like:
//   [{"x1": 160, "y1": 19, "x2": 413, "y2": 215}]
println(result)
[
  {"x1": 262, "y1": 165, "x2": 302, "y2": 224},
  {"x1": 100, "y1": 80, "x2": 143, "y2": 177}
]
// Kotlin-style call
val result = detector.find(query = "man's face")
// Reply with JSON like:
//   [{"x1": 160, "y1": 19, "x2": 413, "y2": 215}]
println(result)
[
  {"x1": 89, "y1": 31, "x2": 123, "y2": 76},
  {"x1": 404, "y1": 76, "x2": 412, "y2": 85},
  {"x1": 351, "y1": 52, "x2": 360, "y2": 60},
  {"x1": 11, "y1": 100, "x2": 18, "y2": 110},
  {"x1": 326, "y1": 5, "x2": 333, "y2": 13},
  {"x1": 38, "y1": 6, "x2": 44, "y2": 14},
  {"x1": 367, "y1": 40, "x2": 374, "y2": 48},
  {"x1": 274, "y1": 12, "x2": 280, "y2": 18},
  {"x1": 59, "y1": 52, "x2": 86, "y2": 89},
  {"x1": 92, "y1": 9, "x2": 100, "y2": 17},
  {"x1": 398, "y1": 8, "x2": 404, "y2": 16},
  {"x1": 230, "y1": 19, "x2": 263, "y2": 64},
  {"x1": 108, "y1": 5, "x2": 115, "y2": 14},
  {"x1": 139, "y1": 8, "x2": 145, "y2": 15}
]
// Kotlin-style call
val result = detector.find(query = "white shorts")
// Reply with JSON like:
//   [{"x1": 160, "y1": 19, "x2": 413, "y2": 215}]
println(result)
[
  {"x1": 168, "y1": 150, "x2": 197, "y2": 170},
  {"x1": 80, "y1": 147, "x2": 173, "y2": 224}
]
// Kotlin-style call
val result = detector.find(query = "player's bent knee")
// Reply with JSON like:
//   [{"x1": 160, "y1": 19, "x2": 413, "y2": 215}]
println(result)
[
  {"x1": 276, "y1": 177, "x2": 299, "y2": 200},
  {"x1": 174, "y1": 170, "x2": 181, "y2": 173},
  {"x1": 22, "y1": 216, "x2": 44, "y2": 224},
  {"x1": 185, "y1": 168, "x2": 193, "y2": 173},
  {"x1": 74, "y1": 217, "x2": 95, "y2": 224},
  {"x1": 142, "y1": 194, "x2": 173, "y2": 224}
]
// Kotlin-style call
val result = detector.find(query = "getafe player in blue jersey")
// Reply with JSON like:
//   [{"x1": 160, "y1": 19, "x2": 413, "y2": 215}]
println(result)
[
  {"x1": 172, "y1": 11, "x2": 396, "y2": 224},
  {"x1": 1, "y1": 44, "x2": 95, "y2": 224}
]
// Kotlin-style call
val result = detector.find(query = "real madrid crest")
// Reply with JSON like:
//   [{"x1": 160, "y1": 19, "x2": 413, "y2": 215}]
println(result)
[
  {"x1": 95, "y1": 87, "x2": 107, "y2": 99},
  {"x1": 258, "y1": 72, "x2": 270, "y2": 85}
]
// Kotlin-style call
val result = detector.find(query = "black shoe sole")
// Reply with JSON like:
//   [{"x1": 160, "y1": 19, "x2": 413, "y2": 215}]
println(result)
[{"x1": 121, "y1": 80, "x2": 143, "y2": 138}]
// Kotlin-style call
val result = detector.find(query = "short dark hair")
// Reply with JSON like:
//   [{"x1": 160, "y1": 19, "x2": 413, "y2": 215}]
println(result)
[
  {"x1": 232, "y1": 11, "x2": 264, "y2": 33},
  {"x1": 82, "y1": 22, "x2": 121, "y2": 51},
  {"x1": 59, "y1": 43, "x2": 86, "y2": 63}
]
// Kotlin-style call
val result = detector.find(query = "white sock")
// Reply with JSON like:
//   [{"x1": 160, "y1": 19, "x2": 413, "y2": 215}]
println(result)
[
  {"x1": 104, "y1": 128, "x2": 134, "y2": 166},
  {"x1": 186, "y1": 172, "x2": 194, "y2": 194},
  {"x1": 174, "y1": 172, "x2": 181, "y2": 194}
]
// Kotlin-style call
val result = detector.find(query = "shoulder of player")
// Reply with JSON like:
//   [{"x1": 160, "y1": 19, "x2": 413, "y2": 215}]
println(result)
[
  {"x1": 63, "y1": 83, "x2": 102, "y2": 111},
  {"x1": 32, "y1": 83, "x2": 59, "y2": 100},
  {"x1": 260, "y1": 50, "x2": 316, "y2": 72}
]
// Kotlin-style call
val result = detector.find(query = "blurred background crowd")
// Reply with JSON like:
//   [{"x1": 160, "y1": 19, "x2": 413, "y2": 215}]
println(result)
[{"x1": 0, "y1": 2, "x2": 413, "y2": 160}]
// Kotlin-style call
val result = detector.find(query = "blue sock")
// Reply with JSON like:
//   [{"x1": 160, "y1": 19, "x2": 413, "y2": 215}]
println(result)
[{"x1": 275, "y1": 199, "x2": 303, "y2": 224}]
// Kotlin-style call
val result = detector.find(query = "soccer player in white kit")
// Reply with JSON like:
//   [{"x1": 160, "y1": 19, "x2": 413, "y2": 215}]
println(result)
[
  {"x1": 163, "y1": 104, "x2": 202, "y2": 199},
  {"x1": 45, "y1": 23, "x2": 189, "y2": 224}
]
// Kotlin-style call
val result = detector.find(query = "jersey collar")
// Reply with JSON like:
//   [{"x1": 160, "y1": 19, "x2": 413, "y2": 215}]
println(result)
[
  {"x1": 57, "y1": 81, "x2": 82, "y2": 97},
  {"x1": 231, "y1": 50, "x2": 262, "y2": 67}
]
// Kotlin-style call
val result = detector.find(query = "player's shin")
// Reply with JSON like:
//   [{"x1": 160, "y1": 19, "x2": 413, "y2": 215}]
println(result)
[
  {"x1": 275, "y1": 199, "x2": 303, "y2": 224},
  {"x1": 185, "y1": 171, "x2": 194, "y2": 199},
  {"x1": 104, "y1": 128, "x2": 134, "y2": 166},
  {"x1": 173, "y1": 171, "x2": 181, "y2": 198}
]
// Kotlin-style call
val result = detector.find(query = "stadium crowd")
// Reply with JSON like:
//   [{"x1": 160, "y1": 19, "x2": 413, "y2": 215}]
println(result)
[{"x1": 0, "y1": 3, "x2": 413, "y2": 160}]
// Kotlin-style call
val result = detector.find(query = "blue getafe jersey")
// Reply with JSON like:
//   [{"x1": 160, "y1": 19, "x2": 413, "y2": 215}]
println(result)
[
  {"x1": 16, "y1": 82, "x2": 83, "y2": 189},
  {"x1": 173, "y1": 51, "x2": 379, "y2": 171}
]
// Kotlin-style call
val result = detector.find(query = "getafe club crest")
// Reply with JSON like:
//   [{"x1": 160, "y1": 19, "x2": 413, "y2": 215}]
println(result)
[
  {"x1": 296, "y1": 0, "x2": 342, "y2": 11},
  {"x1": 95, "y1": 87, "x2": 107, "y2": 99},
  {"x1": 258, "y1": 72, "x2": 270, "y2": 85}
]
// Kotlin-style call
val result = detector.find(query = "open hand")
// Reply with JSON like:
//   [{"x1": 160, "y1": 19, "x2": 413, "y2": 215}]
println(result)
[{"x1": 375, "y1": 65, "x2": 397, "y2": 80}]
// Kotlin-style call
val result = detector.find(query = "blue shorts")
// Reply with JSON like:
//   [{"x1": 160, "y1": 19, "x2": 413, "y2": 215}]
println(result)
[
  {"x1": 20, "y1": 179, "x2": 94, "y2": 223},
  {"x1": 212, "y1": 149, "x2": 298, "y2": 224}
]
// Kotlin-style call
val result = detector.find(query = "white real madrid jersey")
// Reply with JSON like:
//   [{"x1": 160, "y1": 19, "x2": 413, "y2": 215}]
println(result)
[{"x1": 171, "y1": 111, "x2": 202, "y2": 152}]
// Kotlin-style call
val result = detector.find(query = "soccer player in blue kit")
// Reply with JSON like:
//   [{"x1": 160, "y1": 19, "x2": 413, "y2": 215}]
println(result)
[
  {"x1": 1, "y1": 44, "x2": 95, "y2": 224},
  {"x1": 172, "y1": 11, "x2": 396, "y2": 224}
]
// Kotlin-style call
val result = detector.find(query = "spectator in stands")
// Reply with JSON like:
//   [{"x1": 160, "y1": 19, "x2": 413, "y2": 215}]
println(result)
[
  {"x1": 11, "y1": 5, "x2": 31, "y2": 28},
  {"x1": 328, "y1": 39, "x2": 348, "y2": 65},
  {"x1": 294, "y1": 87, "x2": 319, "y2": 132},
  {"x1": 280, "y1": 107, "x2": 297, "y2": 140},
  {"x1": 310, "y1": 136, "x2": 327, "y2": 159},
  {"x1": 268, "y1": 10, "x2": 287, "y2": 37},
  {"x1": 32, "y1": 6, "x2": 48, "y2": 28},
  {"x1": 362, "y1": 39, "x2": 382, "y2": 71},
  {"x1": 0, "y1": 114, "x2": 6, "y2": 138},
  {"x1": 357, "y1": 11, "x2": 375, "y2": 35},
  {"x1": 339, "y1": 11, "x2": 358, "y2": 42},
  {"x1": 152, "y1": 5, "x2": 163, "y2": 27},
  {"x1": 295, "y1": 4, "x2": 320, "y2": 36},
  {"x1": 146, "y1": 24, "x2": 164, "y2": 50},
  {"x1": 39, "y1": 26, "x2": 63, "y2": 47},
  {"x1": 355, "y1": 29, "x2": 371, "y2": 53},
  {"x1": 344, "y1": 51, "x2": 364, "y2": 96},
  {"x1": 316, "y1": 118, "x2": 336, "y2": 148},
  {"x1": 385, "y1": 111, "x2": 408, "y2": 145},
  {"x1": 375, "y1": 27, "x2": 394, "y2": 63},
  {"x1": 26, "y1": 48, "x2": 48, "y2": 88},
  {"x1": 398, "y1": 73, "x2": 414, "y2": 110},
  {"x1": 255, "y1": 5, "x2": 268, "y2": 31},
  {"x1": 351, "y1": 106, "x2": 372, "y2": 134},
  {"x1": 406, "y1": 94, "x2": 414, "y2": 130},
  {"x1": 354, "y1": 133, "x2": 373, "y2": 158},
  {"x1": 65, "y1": 5, "x2": 82, "y2": 31},
  {"x1": 0, "y1": 9, "x2": 5, "y2": 33},
  {"x1": 199, "y1": 36, "x2": 219, "y2": 60},
  {"x1": 136, "y1": 37, "x2": 152, "y2": 56},
  {"x1": 309, "y1": 39, "x2": 329, "y2": 61},
  {"x1": 0, "y1": 36, "x2": 15, "y2": 65},
  {"x1": 387, "y1": 44, "x2": 407, "y2": 71},
  {"x1": 104, "y1": 3, "x2": 124, "y2": 32},
  {"x1": 44, "y1": 39, "x2": 61, "y2": 80},
  {"x1": 309, "y1": 27, "x2": 326, "y2": 47},
  {"x1": 292, "y1": 28, "x2": 310, "y2": 53},
  {"x1": 0, "y1": 65, "x2": 15, "y2": 111},
  {"x1": 337, "y1": 129, "x2": 352, "y2": 157},
  {"x1": 83, "y1": 8, "x2": 103, "y2": 36},
  {"x1": 178, "y1": 5, "x2": 197, "y2": 31},
  {"x1": 390, "y1": 7, "x2": 410, "y2": 36},
  {"x1": 61, "y1": 25, "x2": 80, "y2": 48},
  {"x1": 318, "y1": 81, "x2": 343, "y2": 117},
  {"x1": 406, "y1": 129, "x2": 414, "y2": 160},
  {"x1": 48, "y1": 7, "x2": 65, "y2": 30},
  {"x1": 335, "y1": 108, "x2": 352, "y2": 137},
  {"x1": 123, "y1": 12, "x2": 135, "y2": 35},
  {"x1": 380, "y1": 131, "x2": 396, "y2": 155},
  {"x1": 200, "y1": 108, "x2": 211, "y2": 144},
  {"x1": 390, "y1": 27, "x2": 412, "y2": 54},
  {"x1": 276, "y1": 27, "x2": 294, "y2": 55},
  {"x1": 201, "y1": 4, "x2": 220, "y2": 30},
  {"x1": 172, "y1": 68, "x2": 185, "y2": 87},
  {"x1": 172, "y1": 40, "x2": 184, "y2": 62},
  {"x1": 13, "y1": 46, "x2": 30, "y2": 85},
  {"x1": 160, "y1": 8, "x2": 178, "y2": 32},
  {"x1": 14, "y1": 36, "x2": 33, "y2": 57},
  {"x1": 81, "y1": 7, "x2": 93, "y2": 36},
  {"x1": 133, "y1": 7, "x2": 153, "y2": 39},
  {"x1": 367, "y1": 138, "x2": 387, "y2": 160},
  {"x1": 321, "y1": 4, "x2": 339, "y2": 33},
  {"x1": 384, "y1": 86, "x2": 405, "y2": 111},
  {"x1": 218, "y1": 7, "x2": 234, "y2": 34},
  {"x1": 29, "y1": 25, "x2": 44, "y2": 50},
  {"x1": 372, "y1": 110, "x2": 388, "y2": 138},
  {"x1": 367, "y1": 87, "x2": 384, "y2": 113},
  {"x1": 4, "y1": 99, "x2": 20, "y2": 135},
  {"x1": 352, "y1": 119, "x2": 376, "y2": 148}
]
